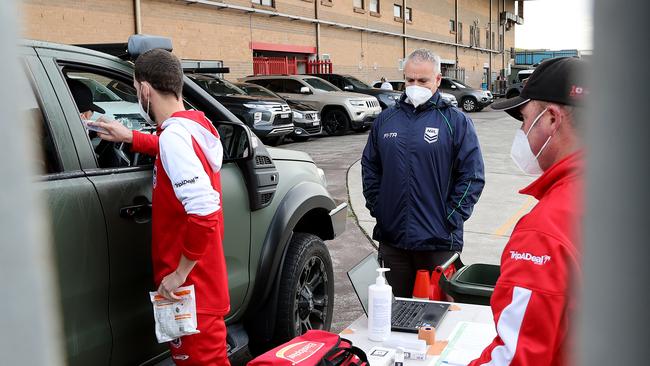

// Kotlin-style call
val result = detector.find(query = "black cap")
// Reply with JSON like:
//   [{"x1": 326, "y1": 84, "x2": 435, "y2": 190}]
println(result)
[
  {"x1": 492, "y1": 57, "x2": 588, "y2": 121},
  {"x1": 67, "y1": 79, "x2": 106, "y2": 114}
]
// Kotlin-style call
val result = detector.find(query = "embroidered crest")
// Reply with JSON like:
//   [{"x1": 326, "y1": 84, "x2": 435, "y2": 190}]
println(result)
[{"x1": 424, "y1": 127, "x2": 439, "y2": 143}]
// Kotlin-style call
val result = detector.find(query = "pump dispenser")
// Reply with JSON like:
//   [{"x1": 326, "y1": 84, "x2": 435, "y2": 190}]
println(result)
[{"x1": 368, "y1": 268, "x2": 392, "y2": 341}]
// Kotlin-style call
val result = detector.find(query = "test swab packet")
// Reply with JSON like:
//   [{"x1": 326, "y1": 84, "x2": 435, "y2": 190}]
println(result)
[{"x1": 149, "y1": 285, "x2": 200, "y2": 343}]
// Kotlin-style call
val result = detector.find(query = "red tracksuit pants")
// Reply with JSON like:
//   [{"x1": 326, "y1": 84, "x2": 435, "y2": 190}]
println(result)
[{"x1": 169, "y1": 315, "x2": 230, "y2": 366}]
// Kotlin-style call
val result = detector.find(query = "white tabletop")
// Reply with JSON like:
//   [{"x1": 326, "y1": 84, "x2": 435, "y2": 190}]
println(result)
[{"x1": 339, "y1": 299, "x2": 494, "y2": 366}]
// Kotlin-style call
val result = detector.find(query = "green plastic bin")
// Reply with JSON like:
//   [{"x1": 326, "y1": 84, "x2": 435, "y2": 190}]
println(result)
[{"x1": 439, "y1": 262, "x2": 500, "y2": 306}]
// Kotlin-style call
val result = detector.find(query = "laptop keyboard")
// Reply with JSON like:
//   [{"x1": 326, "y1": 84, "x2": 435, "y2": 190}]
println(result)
[{"x1": 392, "y1": 302, "x2": 425, "y2": 328}]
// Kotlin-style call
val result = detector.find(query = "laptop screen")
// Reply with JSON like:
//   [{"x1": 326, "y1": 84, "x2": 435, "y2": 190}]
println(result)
[{"x1": 346, "y1": 252, "x2": 382, "y2": 315}]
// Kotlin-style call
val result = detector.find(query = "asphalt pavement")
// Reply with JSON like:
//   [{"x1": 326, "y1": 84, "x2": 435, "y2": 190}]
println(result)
[{"x1": 282, "y1": 108, "x2": 537, "y2": 332}]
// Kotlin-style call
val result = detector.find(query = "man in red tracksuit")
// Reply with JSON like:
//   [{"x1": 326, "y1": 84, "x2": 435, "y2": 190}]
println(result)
[
  {"x1": 469, "y1": 57, "x2": 588, "y2": 365},
  {"x1": 92, "y1": 49, "x2": 230, "y2": 365}
]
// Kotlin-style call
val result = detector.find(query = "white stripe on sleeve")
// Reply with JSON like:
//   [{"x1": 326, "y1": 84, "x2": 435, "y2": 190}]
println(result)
[
  {"x1": 159, "y1": 124, "x2": 220, "y2": 216},
  {"x1": 481, "y1": 286, "x2": 532, "y2": 366}
]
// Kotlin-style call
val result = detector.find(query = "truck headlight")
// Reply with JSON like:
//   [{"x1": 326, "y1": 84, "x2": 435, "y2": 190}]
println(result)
[
  {"x1": 253, "y1": 112, "x2": 263, "y2": 124},
  {"x1": 293, "y1": 111, "x2": 304, "y2": 119}
]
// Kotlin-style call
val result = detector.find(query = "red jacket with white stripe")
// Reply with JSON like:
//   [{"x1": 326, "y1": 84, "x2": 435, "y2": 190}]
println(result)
[
  {"x1": 132, "y1": 110, "x2": 230, "y2": 317},
  {"x1": 469, "y1": 152, "x2": 583, "y2": 366}
]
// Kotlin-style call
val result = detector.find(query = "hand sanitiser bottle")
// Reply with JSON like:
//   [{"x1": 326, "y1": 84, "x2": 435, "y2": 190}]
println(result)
[{"x1": 368, "y1": 268, "x2": 392, "y2": 341}]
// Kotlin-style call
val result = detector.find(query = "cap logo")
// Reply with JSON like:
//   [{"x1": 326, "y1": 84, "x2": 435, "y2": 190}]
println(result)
[{"x1": 569, "y1": 85, "x2": 588, "y2": 98}]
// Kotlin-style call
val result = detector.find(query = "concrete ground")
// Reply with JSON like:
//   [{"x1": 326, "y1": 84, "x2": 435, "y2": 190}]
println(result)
[{"x1": 282, "y1": 108, "x2": 536, "y2": 333}]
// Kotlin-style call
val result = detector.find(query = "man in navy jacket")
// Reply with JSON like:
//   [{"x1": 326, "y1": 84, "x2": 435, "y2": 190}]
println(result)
[{"x1": 362, "y1": 49, "x2": 485, "y2": 297}]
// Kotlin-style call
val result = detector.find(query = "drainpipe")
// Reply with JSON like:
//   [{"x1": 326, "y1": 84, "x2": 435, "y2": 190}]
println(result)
[
  {"x1": 488, "y1": 0, "x2": 492, "y2": 90},
  {"x1": 315, "y1": 0, "x2": 320, "y2": 59},
  {"x1": 455, "y1": 0, "x2": 459, "y2": 79},
  {"x1": 134, "y1": 0, "x2": 142, "y2": 34},
  {"x1": 502, "y1": 0, "x2": 506, "y2": 77},
  {"x1": 402, "y1": 0, "x2": 406, "y2": 62}
]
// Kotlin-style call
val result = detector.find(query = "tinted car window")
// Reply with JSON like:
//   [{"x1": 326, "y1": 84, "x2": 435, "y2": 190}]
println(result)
[
  {"x1": 188, "y1": 75, "x2": 246, "y2": 96},
  {"x1": 253, "y1": 79, "x2": 284, "y2": 93},
  {"x1": 284, "y1": 79, "x2": 305, "y2": 93},
  {"x1": 439, "y1": 78, "x2": 453, "y2": 88},
  {"x1": 345, "y1": 76, "x2": 370, "y2": 89},
  {"x1": 303, "y1": 78, "x2": 339, "y2": 92},
  {"x1": 63, "y1": 69, "x2": 155, "y2": 169},
  {"x1": 239, "y1": 84, "x2": 279, "y2": 99}
]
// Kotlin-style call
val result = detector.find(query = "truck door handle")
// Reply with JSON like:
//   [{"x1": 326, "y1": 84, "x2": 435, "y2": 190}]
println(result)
[{"x1": 120, "y1": 200, "x2": 152, "y2": 224}]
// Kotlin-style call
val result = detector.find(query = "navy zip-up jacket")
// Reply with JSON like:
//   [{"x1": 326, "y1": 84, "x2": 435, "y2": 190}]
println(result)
[{"x1": 362, "y1": 91, "x2": 485, "y2": 251}]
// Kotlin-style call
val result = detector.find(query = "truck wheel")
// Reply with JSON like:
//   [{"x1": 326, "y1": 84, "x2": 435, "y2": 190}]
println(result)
[
  {"x1": 274, "y1": 233, "x2": 334, "y2": 343},
  {"x1": 461, "y1": 97, "x2": 478, "y2": 113},
  {"x1": 322, "y1": 109, "x2": 350, "y2": 136}
]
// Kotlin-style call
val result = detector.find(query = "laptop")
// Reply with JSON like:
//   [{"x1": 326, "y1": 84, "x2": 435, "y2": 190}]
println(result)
[{"x1": 347, "y1": 252, "x2": 450, "y2": 333}]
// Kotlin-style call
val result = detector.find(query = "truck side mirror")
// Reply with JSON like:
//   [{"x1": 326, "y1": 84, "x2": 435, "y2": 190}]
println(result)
[
  {"x1": 343, "y1": 85, "x2": 353, "y2": 91},
  {"x1": 216, "y1": 122, "x2": 254, "y2": 162},
  {"x1": 300, "y1": 86, "x2": 311, "y2": 94}
]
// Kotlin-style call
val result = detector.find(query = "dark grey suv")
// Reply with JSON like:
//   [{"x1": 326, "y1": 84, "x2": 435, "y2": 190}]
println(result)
[{"x1": 439, "y1": 77, "x2": 494, "y2": 112}]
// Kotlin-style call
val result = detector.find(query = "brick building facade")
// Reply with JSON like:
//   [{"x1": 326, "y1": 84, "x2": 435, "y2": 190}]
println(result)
[{"x1": 21, "y1": 0, "x2": 521, "y2": 89}]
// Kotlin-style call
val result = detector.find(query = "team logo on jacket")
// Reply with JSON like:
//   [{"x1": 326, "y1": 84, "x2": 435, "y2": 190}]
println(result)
[
  {"x1": 424, "y1": 127, "x2": 439, "y2": 143},
  {"x1": 153, "y1": 165, "x2": 158, "y2": 189},
  {"x1": 509, "y1": 251, "x2": 551, "y2": 266}
]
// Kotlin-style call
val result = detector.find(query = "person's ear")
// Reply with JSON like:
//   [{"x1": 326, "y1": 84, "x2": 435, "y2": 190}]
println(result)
[
  {"x1": 546, "y1": 104, "x2": 563, "y2": 133},
  {"x1": 435, "y1": 73, "x2": 442, "y2": 88}
]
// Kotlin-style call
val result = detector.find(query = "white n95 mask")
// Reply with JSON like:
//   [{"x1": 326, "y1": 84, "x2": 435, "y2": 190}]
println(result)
[
  {"x1": 405, "y1": 85, "x2": 433, "y2": 107},
  {"x1": 138, "y1": 85, "x2": 155, "y2": 125},
  {"x1": 510, "y1": 108, "x2": 551, "y2": 175}
]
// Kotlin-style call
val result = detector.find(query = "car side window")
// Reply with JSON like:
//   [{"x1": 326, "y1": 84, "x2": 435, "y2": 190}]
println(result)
[
  {"x1": 62, "y1": 68, "x2": 155, "y2": 169},
  {"x1": 22, "y1": 71, "x2": 61, "y2": 175},
  {"x1": 284, "y1": 80, "x2": 304, "y2": 93},
  {"x1": 439, "y1": 79, "x2": 452, "y2": 89}
]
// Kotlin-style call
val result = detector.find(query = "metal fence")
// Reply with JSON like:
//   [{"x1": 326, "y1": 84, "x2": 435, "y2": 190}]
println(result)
[{"x1": 253, "y1": 57, "x2": 333, "y2": 75}]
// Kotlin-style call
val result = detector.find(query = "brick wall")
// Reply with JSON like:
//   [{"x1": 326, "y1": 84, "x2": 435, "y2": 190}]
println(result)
[{"x1": 21, "y1": 0, "x2": 517, "y2": 85}]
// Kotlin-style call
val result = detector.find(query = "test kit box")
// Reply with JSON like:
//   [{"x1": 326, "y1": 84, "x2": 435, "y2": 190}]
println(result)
[{"x1": 368, "y1": 346, "x2": 395, "y2": 366}]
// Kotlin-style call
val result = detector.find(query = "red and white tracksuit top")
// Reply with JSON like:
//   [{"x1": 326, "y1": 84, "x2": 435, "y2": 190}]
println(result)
[
  {"x1": 469, "y1": 152, "x2": 583, "y2": 366},
  {"x1": 132, "y1": 110, "x2": 230, "y2": 317}
]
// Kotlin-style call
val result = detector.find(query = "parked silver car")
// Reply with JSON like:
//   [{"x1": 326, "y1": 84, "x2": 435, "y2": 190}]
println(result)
[{"x1": 243, "y1": 74, "x2": 381, "y2": 136}]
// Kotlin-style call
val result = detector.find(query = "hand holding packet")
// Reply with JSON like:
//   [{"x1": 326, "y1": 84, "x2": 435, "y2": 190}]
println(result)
[
  {"x1": 149, "y1": 285, "x2": 200, "y2": 343},
  {"x1": 83, "y1": 119, "x2": 108, "y2": 134}
]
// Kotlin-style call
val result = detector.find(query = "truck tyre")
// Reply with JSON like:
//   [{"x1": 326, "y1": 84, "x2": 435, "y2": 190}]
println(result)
[
  {"x1": 461, "y1": 97, "x2": 478, "y2": 113},
  {"x1": 322, "y1": 108, "x2": 350, "y2": 136},
  {"x1": 273, "y1": 233, "x2": 334, "y2": 343}
]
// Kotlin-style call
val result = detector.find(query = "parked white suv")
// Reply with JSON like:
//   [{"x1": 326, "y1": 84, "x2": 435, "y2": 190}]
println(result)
[{"x1": 244, "y1": 74, "x2": 381, "y2": 135}]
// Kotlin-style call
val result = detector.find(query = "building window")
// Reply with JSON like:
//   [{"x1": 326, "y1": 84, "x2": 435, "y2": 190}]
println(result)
[
  {"x1": 405, "y1": 7, "x2": 412, "y2": 22},
  {"x1": 486, "y1": 29, "x2": 490, "y2": 48},
  {"x1": 449, "y1": 19, "x2": 456, "y2": 33},
  {"x1": 458, "y1": 22, "x2": 463, "y2": 43},
  {"x1": 492, "y1": 32, "x2": 496, "y2": 50},
  {"x1": 369, "y1": 0, "x2": 379, "y2": 13},
  {"x1": 354, "y1": 0, "x2": 364, "y2": 9},
  {"x1": 252, "y1": 0, "x2": 273, "y2": 6},
  {"x1": 394, "y1": 4, "x2": 402, "y2": 18}
]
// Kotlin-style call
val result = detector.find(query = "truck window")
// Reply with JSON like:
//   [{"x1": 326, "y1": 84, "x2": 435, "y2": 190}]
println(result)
[{"x1": 62, "y1": 69, "x2": 156, "y2": 169}]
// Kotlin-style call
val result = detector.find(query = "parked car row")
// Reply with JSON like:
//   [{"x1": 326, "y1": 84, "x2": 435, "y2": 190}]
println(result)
[
  {"x1": 372, "y1": 77, "x2": 492, "y2": 112},
  {"x1": 187, "y1": 70, "x2": 488, "y2": 145}
]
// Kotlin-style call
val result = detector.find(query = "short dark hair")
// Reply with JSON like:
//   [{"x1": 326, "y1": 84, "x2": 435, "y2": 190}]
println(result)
[{"x1": 134, "y1": 49, "x2": 183, "y2": 99}]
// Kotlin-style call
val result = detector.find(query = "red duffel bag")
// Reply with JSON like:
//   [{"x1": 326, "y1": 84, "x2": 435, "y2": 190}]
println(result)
[{"x1": 247, "y1": 330, "x2": 369, "y2": 366}]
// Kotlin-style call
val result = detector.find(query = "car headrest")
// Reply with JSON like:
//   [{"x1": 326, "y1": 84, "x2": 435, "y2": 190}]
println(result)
[{"x1": 127, "y1": 35, "x2": 173, "y2": 60}]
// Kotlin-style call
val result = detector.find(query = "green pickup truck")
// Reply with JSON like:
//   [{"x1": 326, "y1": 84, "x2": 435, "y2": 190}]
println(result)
[{"x1": 23, "y1": 36, "x2": 346, "y2": 365}]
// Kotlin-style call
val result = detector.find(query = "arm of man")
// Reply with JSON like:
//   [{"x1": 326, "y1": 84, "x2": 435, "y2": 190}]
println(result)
[
  {"x1": 468, "y1": 231, "x2": 578, "y2": 366},
  {"x1": 361, "y1": 117, "x2": 383, "y2": 217},
  {"x1": 157, "y1": 124, "x2": 223, "y2": 300},
  {"x1": 90, "y1": 117, "x2": 160, "y2": 156},
  {"x1": 446, "y1": 113, "x2": 485, "y2": 230}
]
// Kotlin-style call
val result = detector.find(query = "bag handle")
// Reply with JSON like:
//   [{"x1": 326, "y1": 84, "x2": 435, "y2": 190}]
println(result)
[{"x1": 320, "y1": 345, "x2": 369, "y2": 366}]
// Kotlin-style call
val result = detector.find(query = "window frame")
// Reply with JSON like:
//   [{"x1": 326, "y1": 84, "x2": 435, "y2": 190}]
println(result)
[
  {"x1": 251, "y1": 0, "x2": 274, "y2": 7},
  {"x1": 393, "y1": 3, "x2": 403, "y2": 21},
  {"x1": 57, "y1": 62, "x2": 157, "y2": 173},
  {"x1": 458, "y1": 22, "x2": 463, "y2": 43},
  {"x1": 450, "y1": 19, "x2": 456, "y2": 33},
  {"x1": 369, "y1": 0, "x2": 379, "y2": 14},
  {"x1": 353, "y1": 0, "x2": 365, "y2": 11}
]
